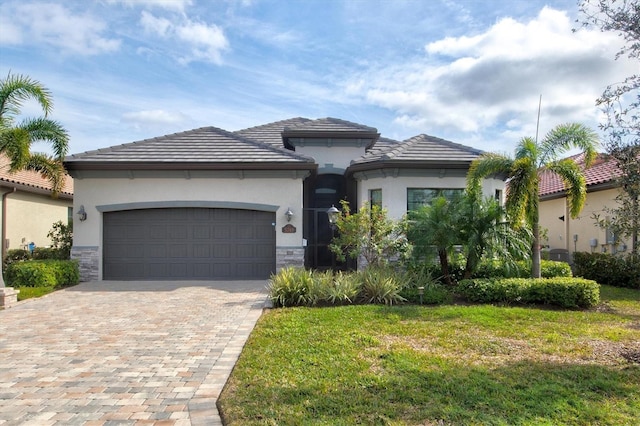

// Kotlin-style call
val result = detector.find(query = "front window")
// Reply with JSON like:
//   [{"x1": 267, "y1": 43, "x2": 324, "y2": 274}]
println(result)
[
  {"x1": 370, "y1": 189, "x2": 382, "y2": 209},
  {"x1": 407, "y1": 188, "x2": 463, "y2": 211}
]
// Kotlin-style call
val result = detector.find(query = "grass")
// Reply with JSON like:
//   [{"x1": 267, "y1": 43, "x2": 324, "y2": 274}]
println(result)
[
  {"x1": 15, "y1": 285, "x2": 57, "y2": 301},
  {"x1": 219, "y1": 285, "x2": 640, "y2": 425}
]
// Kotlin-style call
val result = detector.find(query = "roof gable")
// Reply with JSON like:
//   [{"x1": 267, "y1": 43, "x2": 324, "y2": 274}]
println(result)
[{"x1": 350, "y1": 134, "x2": 483, "y2": 167}]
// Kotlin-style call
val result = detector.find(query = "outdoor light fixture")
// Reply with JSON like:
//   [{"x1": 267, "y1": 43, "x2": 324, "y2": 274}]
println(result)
[
  {"x1": 418, "y1": 286, "x2": 425, "y2": 305},
  {"x1": 558, "y1": 215, "x2": 565, "y2": 222},
  {"x1": 327, "y1": 205, "x2": 339, "y2": 229},
  {"x1": 77, "y1": 205, "x2": 87, "y2": 222},
  {"x1": 285, "y1": 207, "x2": 294, "y2": 222}
]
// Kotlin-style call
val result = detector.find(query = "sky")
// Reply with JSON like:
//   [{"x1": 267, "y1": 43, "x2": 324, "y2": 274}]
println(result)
[{"x1": 0, "y1": 0, "x2": 634, "y2": 157}]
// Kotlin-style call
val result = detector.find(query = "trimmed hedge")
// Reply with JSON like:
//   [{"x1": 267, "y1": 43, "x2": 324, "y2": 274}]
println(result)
[
  {"x1": 573, "y1": 252, "x2": 640, "y2": 289},
  {"x1": 457, "y1": 277, "x2": 600, "y2": 308},
  {"x1": 5, "y1": 260, "x2": 80, "y2": 288}
]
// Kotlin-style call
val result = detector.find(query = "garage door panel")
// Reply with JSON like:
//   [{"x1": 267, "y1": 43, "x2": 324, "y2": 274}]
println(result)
[{"x1": 103, "y1": 208, "x2": 275, "y2": 280}]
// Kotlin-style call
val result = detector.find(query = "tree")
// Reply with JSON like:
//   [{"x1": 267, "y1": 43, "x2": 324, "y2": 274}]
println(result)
[
  {"x1": 467, "y1": 123, "x2": 599, "y2": 278},
  {"x1": 577, "y1": 0, "x2": 640, "y2": 256},
  {"x1": 0, "y1": 72, "x2": 69, "y2": 288},
  {"x1": 407, "y1": 196, "x2": 460, "y2": 286},
  {"x1": 329, "y1": 200, "x2": 410, "y2": 269},
  {"x1": 458, "y1": 190, "x2": 532, "y2": 279},
  {"x1": 0, "y1": 72, "x2": 69, "y2": 195}
]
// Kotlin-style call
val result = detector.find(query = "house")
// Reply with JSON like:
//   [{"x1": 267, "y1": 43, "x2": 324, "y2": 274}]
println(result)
[
  {"x1": 538, "y1": 153, "x2": 630, "y2": 255},
  {"x1": 0, "y1": 155, "x2": 74, "y2": 260},
  {"x1": 64, "y1": 117, "x2": 505, "y2": 281}
]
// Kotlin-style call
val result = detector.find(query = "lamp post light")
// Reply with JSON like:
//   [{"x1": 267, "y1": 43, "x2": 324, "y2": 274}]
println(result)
[
  {"x1": 327, "y1": 205, "x2": 339, "y2": 230},
  {"x1": 326, "y1": 205, "x2": 340, "y2": 271},
  {"x1": 418, "y1": 286, "x2": 424, "y2": 305}
]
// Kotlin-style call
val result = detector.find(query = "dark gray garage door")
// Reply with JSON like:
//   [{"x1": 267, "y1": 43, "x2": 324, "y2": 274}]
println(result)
[{"x1": 103, "y1": 208, "x2": 275, "y2": 280}]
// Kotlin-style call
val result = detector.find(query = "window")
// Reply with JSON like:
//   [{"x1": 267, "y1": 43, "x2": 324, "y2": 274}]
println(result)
[
  {"x1": 370, "y1": 189, "x2": 382, "y2": 208},
  {"x1": 407, "y1": 188, "x2": 463, "y2": 211}
]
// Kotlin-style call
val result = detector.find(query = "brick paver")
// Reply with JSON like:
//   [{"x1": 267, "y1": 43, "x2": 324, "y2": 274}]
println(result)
[{"x1": 0, "y1": 280, "x2": 268, "y2": 425}]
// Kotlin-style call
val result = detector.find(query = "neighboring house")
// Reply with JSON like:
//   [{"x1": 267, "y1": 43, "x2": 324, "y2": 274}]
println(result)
[
  {"x1": 64, "y1": 117, "x2": 505, "y2": 282},
  {"x1": 0, "y1": 155, "x2": 74, "y2": 259},
  {"x1": 538, "y1": 153, "x2": 630, "y2": 255}
]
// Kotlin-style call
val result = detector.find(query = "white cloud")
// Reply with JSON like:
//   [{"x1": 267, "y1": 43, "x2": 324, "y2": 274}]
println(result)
[
  {"x1": 107, "y1": 0, "x2": 193, "y2": 12},
  {"x1": 344, "y1": 6, "x2": 633, "y2": 151},
  {"x1": 122, "y1": 109, "x2": 190, "y2": 127},
  {"x1": 139, "y1": 11, "x2": 229, "y2": 64},
  {"x1": 0, "y1": 2, "x2": 120, "y2": 55}
]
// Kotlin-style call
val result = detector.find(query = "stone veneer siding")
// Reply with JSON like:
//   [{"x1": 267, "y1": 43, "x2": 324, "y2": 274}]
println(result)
[
  {"x1": 276, "y1": 247, "x2": 305, "y2": 271},
  {"x1": 71, "y1": 246, "x2": 100, "y2": 282}
]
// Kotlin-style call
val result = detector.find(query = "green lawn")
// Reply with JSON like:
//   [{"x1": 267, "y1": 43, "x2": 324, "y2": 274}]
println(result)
[{"x1": 219, "y1": 285, "x2": 640, "y2": 425}]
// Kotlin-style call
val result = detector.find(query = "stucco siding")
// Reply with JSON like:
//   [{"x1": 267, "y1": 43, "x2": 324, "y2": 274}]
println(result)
[
  {"x1": 296, "y1": 146, "x2": 366, "y2": 171},
  {"x1": 4, "y1": 191, "x2": 71, "y2": 250},
  {"x1": 72, "y1": 176, "x2": 305, "y2": 280},
  {"x1": 540, "y1": 187, "x2": 631, "y2": 254},
  {"x1": 357, "y1": 175, "x2": 505, "y2": 219}
]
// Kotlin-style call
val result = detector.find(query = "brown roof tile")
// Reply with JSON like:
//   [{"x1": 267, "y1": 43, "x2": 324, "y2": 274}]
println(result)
[
  {"x1": 0, "y1": 155, "x2": 73, "y2": 197},
  {"x1": 538, "y1": 153, "x2": 620, "y2": 197}
]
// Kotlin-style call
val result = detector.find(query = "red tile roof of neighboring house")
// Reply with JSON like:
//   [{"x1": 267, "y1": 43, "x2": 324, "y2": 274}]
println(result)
[
  {"x1": 538, "y1": 153, "x2": 620, "y2": 197},
  {"x1": 0, "y1": 155, "x2": 73, "y2": 197}
]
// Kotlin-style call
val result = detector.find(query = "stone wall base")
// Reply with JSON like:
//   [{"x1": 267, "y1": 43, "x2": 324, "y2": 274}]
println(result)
[
  {"x1": 276, "y1": 247, "x2": 305, "y2": 272},
  {"x1": 71, "y1": 246, "x2": 100, "y2": 282},
  {"x1": 0, "y1": 287, "x2": 20, "y2": 309}
]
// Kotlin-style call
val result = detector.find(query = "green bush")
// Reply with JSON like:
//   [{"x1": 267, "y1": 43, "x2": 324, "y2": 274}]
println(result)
[
  {"x1": 5, "y1": 260, "x2": 80, "y2": 288},
  {"x1": 3, "y1": 249, "x2": 31, "y2": 268},
  {"x1": 401, "y1": 263, "x2": 450, "y2": 304},
  {"x1": 357, "y1": 267, "x2": 407, "y2": 305},
  {"x1": 474, "y1": 259, "x2": 572, "y2": 279},
  {"x1": 573, "y1": 252, "x2": 640, "y2": 288},
  {"x1": 268, "y1": 267, "x2": 314, "y2": 307},
  {"x1": 32, "y1": 247, "x2": 68, "y2": 260},
  {"x1": 457, "y1": 277, "x2": 599, "y2": 308}
]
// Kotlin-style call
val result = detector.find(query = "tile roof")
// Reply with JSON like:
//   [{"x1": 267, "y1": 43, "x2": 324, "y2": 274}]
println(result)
[
  {"x1": 282, "y1": 117, "x2": 379, "y2": 134},
  {"x1": 538, "y1": 153, "x2": 620, "y2": 197},
  {"x1": 351, "y1": 133, "x2": 483, "y2": 166},
  {"x1": 66, "y1": 126, "x2": 315, "y2": 165},
  {"x1": 234, "y1": 117, "x2": 313, "y2": 148},
  {"x1": 0, "y1": 155, "x2": 73, "y2": 197}
]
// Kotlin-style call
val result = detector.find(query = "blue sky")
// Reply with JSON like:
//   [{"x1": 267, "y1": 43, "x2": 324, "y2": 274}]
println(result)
[{"x1": 0, "y1": 0, "x2": 633, "y2": 156}]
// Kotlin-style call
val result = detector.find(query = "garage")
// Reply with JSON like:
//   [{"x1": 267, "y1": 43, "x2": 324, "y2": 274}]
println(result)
[{"x1": 103, "y1": 208, "x2": 276, "y2": 280}]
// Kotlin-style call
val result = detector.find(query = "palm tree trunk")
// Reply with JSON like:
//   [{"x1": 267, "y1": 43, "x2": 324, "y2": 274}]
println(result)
[
  {"x1": 439, "y1": 249, "x2": 453, "y2": 286},
  {"x1": 532, "y1": 212, "x2": 541, "y2": 278}
]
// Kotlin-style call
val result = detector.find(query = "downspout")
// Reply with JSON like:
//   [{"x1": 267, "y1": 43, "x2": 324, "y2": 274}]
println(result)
[
  {"x1": 2, "y1": 187, "x2": 16, "y2": 260},
  {"x1": 1, "y1": 187, "x2": 16, "y2": 288}
]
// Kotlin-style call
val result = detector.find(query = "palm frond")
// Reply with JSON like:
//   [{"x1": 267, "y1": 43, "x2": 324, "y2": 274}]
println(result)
[
  {"x1": 18, "y1": 117, "x2": 70, "y2": 160},
  {"x1": 538, "y1": 123, "x2": 599, "y2": 167},
  {"x1": 466, "y1": 153, "x2": 513, "y2": 191},
  {"x1": 547, "y1": 159, "x2": 587, "y2": 218},
  {"x1": 0, "y1": 72, "x2": 53, "y2": 121},
  {"x1": 24, "y1": 153, "x2": 67, "y2": 196},
  {"x1": 515, "y1": 137, "x2": 538, "y2": 162},
  {"x1": 505, "y1": 156, "x2": 536, "y2": 226},
  {"x1": 0, "y1": 127, "x2": 31, "y2": 171}
]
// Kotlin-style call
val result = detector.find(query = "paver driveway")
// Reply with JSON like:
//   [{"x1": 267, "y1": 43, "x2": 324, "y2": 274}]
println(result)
[{"x1": 0, "y1": 280, "x2": 268, "y2": 425}]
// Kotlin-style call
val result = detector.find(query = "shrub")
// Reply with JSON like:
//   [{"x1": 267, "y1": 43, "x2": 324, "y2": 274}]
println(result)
[
  {"x1": 5, "y1": 260, "x2": 79, "y2": 288},
  {"x1": 322, "y1": 271, "x2": 361, "y2": 305},
  {"x1": 357, "y1": 267, "x2": 407, "y2": 305},
  {"x1": 401, "y1": 263, "x2": 450, "y2": 304},
  {"x1": 473, "y1": 259, "x2": 572, "y2": 279},
  {"x1": 540, "y1": 260, "x2": 573, "y2": 278},
  {"x1": 268, "y1": 267, "x2": 314, "y2": 307},
  {"x1": 573, "y1": 252, "x2": 640, "y2": 288},
  {"x1": 3, "y1": 249, "x2": 31, "y2": 268},
  {"x1": 457, "y1": 277, "x2": 599, "y2": 308},
  {"x1": 32, "y1": 247, "x2": 68, "y2": 260}
]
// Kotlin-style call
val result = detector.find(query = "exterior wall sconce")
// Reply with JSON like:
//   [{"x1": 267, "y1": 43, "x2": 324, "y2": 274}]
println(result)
[
  {"x1": 558, "y1": 215, "x2": 565, "y2": 221},
  {"x1": 77, "y1": 205, "x2": 87, "y2": 222},
  {"x1": 285, "y1": 207, "x2": 294, "y2": 222},
  {"x1": 327, "y1": 205, "x2": 340, "y2": 230}
]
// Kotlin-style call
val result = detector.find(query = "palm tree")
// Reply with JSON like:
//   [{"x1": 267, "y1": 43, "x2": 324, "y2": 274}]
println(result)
[
  {"x1": 467, "y1": 123, "x2": 599, "y2": 278},
  {"x1": 0, "y1": 72, "x2": 69, "y2": 288},
  {"x1": 0, "y1": 72, "x2": 69, "y2": 194}
]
